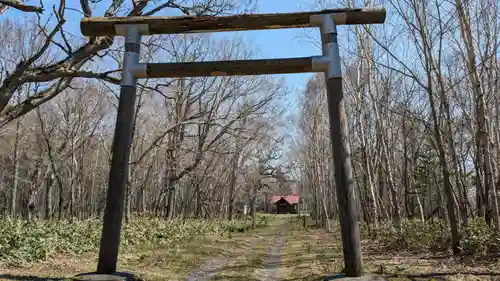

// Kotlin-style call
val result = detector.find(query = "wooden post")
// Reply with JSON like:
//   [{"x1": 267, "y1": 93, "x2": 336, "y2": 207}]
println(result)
[
  {"x1": 313, "y1": 14, "x2": 363, "y2": 276},
  {"x1": 96, "y1": 25, "x2": 143, "y2": 274}
]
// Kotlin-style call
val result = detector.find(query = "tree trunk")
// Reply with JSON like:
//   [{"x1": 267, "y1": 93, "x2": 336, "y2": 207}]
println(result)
[
  {"x1": 403, "y1": 113, "x2": 411, "y2": 219},
  {"x1": 89, "y1": 146, "x2": 99, "y2": 217},
  {"x1": 454, "y1": 0, "x2": 492, "y2": 225},
  {"x1": 166, "y1": 183, "x2": 176, "y2": 220},
  {"x1": 58, "y1": 182, "x2": 64, "y2": 220},
  {"x1": 125, "y1": 175, "x2": 131, "y2": 223},
  {"x1": 10, "y1": 116, "x2": 20, "y2": 218},
  {"x1": 251, "y1": 184, "x2": 257, "y2": 229},
  {"x1": 228, "y1": 154, "x2": 238, "y2": 220},
  {"x1": 195, "y1": 178, "x2": 202, "y2": 218},
  {"x1": 356, "y1": 38, "x2": 378, "y2": 227},
  {"x1": 368, "y1": 80, "x2": 400, "y2": 230},
  {"x1": 426, "y1": 83, "x2": 460, "y2": 254},
  {"x1": 69, "y1": 138, "x2": 76, "y2": 221},
  {"x1": 44, "y1": 172, "x2": 54, "y2": 220}
]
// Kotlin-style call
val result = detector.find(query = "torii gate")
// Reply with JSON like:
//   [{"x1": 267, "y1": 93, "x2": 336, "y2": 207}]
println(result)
[{"x1": 79, "y1": 7, "x2": 386, "y2": 279}]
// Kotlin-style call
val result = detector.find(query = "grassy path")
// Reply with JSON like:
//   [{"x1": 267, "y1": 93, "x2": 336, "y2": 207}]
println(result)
[
  {"x1": 259, "y1": 228, "x2": 286, "y2": 281},
  {"x1": 183, "y1": 236, "x2": 260, "y2": 281},
  {"x1": 182, "y1": 218, "x2": 287, "y2": 281},
  {"x1": 206, "y1": 216, "x2": 289, "y2": 281}
]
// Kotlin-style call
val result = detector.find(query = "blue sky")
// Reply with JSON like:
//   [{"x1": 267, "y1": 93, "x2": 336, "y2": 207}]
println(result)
[
  {"x1": 213, "y1": 0, "x2": 322, "y2": 130},
  {"x1": 243, "y1": 0, "x2": 319, "y2": 92}
]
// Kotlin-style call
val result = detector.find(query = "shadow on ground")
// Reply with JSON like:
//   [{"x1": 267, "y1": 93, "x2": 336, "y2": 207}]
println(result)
[
  {"x1": 403, "y1": 271, "x2": 500, "y2": 279},
  {"x1": 210, "y1": 274, "x2": 325, "y2": 281},
  {"x1": 211, "y1": 276, "x2": 261, "y2": 281},
  {"x1": 0, "y1": 275, "x2": 68, "y2": 281}
]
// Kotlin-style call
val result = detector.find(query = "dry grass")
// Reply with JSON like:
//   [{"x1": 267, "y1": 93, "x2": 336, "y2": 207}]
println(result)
[
  {"x1": 0, "y1": 223, "x2": 276, "y2": 281},
  {"x1": 279, "y1": 226, "x2": 342, "y2": 281},
  {"x1": 279, "y1": 220, "x2": 500, "y2": 281},
  {"x1": 0, "y1": 236, "x2": 237, "y2": 281},
  {"x1": 3, "y1": 216, "x2": 499, "y2": 281}
]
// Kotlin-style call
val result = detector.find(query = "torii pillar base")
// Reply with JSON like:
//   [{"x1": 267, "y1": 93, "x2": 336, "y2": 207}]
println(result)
[
  {"x1": 324, "y1": 274, "x2": 388, "y2": 281},
  {"x1": 72, "y1": 272, "x2": 141, "y2": 281}
]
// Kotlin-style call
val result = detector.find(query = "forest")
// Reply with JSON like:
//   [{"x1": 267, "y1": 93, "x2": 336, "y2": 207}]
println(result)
[{"x1": 0, "y1": 0, "x2": 500, "y2": 280}]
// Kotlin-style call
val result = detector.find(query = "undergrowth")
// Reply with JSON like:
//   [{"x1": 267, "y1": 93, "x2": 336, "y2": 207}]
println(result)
[
  {"x1": 290, "y1": 215, "x2": 500, "y2": 256},
  {"x1": 0, "y1": 216, "x2": 267, "y2": 265},
  {"x1": 361, "y1": 218, "x2": 500, "y2": 255}
]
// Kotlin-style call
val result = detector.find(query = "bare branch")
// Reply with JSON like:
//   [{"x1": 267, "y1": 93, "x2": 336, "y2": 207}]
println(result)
[
  {"x1": 143, "y1": 0, "x2": 191, "y2": 16},
  {"x1": 0, "y1": 0, "x2": 44, "y2": 14},
  {"x1": 80, "y1": 0, "x2": 91, "y2": 16}
]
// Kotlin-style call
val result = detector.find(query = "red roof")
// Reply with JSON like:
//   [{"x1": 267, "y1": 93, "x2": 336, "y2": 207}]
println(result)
[
  {"x1": 269, "y1": 195, "x2": 299, "y2": 204},
  {"x1": 270, "y1": 195, "x2": 282, "y2": 203},
  {"x1": 284, "y1": 195, "x2": 299, "y2": 204}
]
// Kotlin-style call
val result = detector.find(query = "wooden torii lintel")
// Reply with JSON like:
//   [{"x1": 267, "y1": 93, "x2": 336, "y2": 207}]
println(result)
[
  {"x1": 131, "y1": 57, "x2": 314, "y2": 78},
  {"x1": 81, "y1": 7, "x2": 386, "y2": 36}
]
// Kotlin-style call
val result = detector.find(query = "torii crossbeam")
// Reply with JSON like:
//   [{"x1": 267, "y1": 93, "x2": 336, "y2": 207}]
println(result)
[{"x1": 80, "y1": 7, "x2": 386, "y2": 278}]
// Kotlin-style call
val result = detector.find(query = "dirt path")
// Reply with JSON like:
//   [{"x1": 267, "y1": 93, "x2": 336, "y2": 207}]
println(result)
[
  {"x1": 183, "y1": 235, "x2": 261, "y2": 281},
  {"x1": 185, "y1": 220, "x2": 288, "y2": 281},
  {"x1": 258, "y1": 229, "x2": 286, "y2": 281},
  {"x1": 207, "y1": 217, "x2": 290, "y2": 281}
]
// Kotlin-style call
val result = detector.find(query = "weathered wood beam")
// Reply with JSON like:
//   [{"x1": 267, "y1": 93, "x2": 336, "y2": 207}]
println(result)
[
  {"x1": 137, "y1": 57, "x2": 315, "y2": 78},
  {"x1": 81, "y1": 7, "x2": 386, "y2": 36}
]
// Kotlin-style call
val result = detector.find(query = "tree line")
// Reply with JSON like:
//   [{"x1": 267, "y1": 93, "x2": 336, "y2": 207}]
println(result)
[
  {"x1": 2, "y1": 0, "x2": 499, "y2": 258},
  {"x1": 0, "y1": 0, "x2": 292, "y2": 224},
  {"x1": 295, "y1": 0, "x2": 500, "y2": 253}
]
